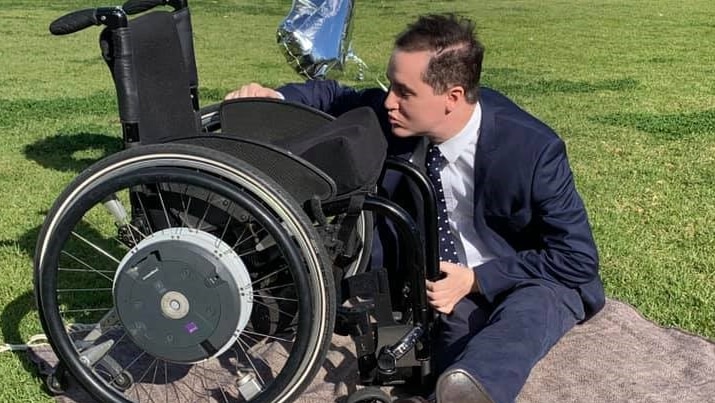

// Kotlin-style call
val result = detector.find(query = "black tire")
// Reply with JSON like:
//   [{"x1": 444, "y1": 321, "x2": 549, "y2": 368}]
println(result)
[
  {"x1": 34, "y1": 143, "x2": 335, "y2": 403},
  {"x1": 45, "y1": 370, "x2": 68, "y2": 396},
  {"x1": 346, "y1": 386, "x2": 391, "y2": 403}
]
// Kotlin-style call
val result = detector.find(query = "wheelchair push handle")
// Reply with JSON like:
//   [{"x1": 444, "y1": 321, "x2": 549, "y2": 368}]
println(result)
[
  {"x1": 122, "y1": 0, "x2": 187, "y2": 14},
  {"x1": 49, "y1": 8, "x2": 97, "y2": 35},
  {"x1": 49, "y1": 7, "x2": 127, "y2": 35}
]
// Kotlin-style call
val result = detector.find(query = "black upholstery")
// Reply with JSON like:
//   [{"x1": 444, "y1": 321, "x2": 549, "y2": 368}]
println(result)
[
  {"x1": 273, "y1": 107, "x2": 387, "y2": 197},
  {"x1": 174, "y1": 135, "x2": 337, "y2": 203},
  {"x1": 220, "y1": 98, "x2": 334, "y2": 143},
  {"x1": 219, "y1": 100, "x2": 387, "y2": 198},
  {"x1": 102, "y1": 10, "x2": 198, "y2": 145}
]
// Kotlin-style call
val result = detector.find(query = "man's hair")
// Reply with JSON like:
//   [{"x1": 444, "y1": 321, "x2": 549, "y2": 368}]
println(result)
[{"x1": 394, "y1": 14, "x2": 484, "y2": 103}]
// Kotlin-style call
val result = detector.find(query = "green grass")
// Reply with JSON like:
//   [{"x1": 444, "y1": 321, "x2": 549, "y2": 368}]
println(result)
[{"x1": 0, "y1": 0, "x2": 714, "y2": 400}]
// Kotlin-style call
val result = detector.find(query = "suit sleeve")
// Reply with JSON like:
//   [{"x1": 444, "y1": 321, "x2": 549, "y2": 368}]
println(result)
[
  {"x1": 277, "y1": 79, "x2": 385, "y2": 117},
  {"x1": 475, "y1": 139, "x2": 600, "y2": 300}
]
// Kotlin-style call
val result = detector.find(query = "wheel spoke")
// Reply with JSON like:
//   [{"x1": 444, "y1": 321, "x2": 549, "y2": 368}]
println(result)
[
  {"x1": 251, "y1": 298, "x2": 298, "y2": 321},
  {"x1": 196, "y1": 191, "x2": 215, "y2": 231},
  {"x1": 109, "y1": 350, "x2": 147, "y2": 385},
  {"x1": 218, "y1": 208, "x2": 233, "y2": 245},
  {"x1": 236, "y1": 338, "x2": 266, "y2": 387},
  {"x1": 70, "y1": 231, "x2": 121, "y2": 264},
  {"x1": 241, "y1": 329, "x2": 295, "y2": 344},
  {"x1": 136, "y1": 358, "x2": 160, "y2": 387},
  {"x1": 252, "y1": 283, "x2": 295, "y2": 293},
  {"x1": 101, "y1": 195, "x2": 144, "y2": 246},
  {"x1": 240, "y1": 332, "x2": 291, "y2": 361},
  {"x1": 246, "y1": 266, "x2": 289, "y2": 289},
  {"x1": 58, "y1": 288, "x2": 113, "y2": 293},
  {"x1": 134, "y1": 188, "x2": 155, "y2": 234},
  {"x1": 231, "y1": 224, "x2": 267, "y2": 251},
  {"x1": 59, "y1": 267, "x2": 115, "y2": 275},
  {"x1": 155, "y1": 183, "x2": 173, "y2": 229},
  {"x1": 179, "y1": 184, "x2": 195, "y2": 230},
  {"x1": 251, "y1": 293, "x2": 298, "y2": 303},
  {"x1": 61, "y1": 251, "x2": 115, "y2": 282}
]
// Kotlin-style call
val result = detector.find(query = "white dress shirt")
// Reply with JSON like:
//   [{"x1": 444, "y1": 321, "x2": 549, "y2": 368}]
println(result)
[{"x1": 411, "y1": 103, "x2": 494, "y2": 268}]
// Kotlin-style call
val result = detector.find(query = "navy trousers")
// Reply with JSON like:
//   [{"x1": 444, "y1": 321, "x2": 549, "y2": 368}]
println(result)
[{"x1": 434, "y1": 283, "x2": 583, "y2": 403}]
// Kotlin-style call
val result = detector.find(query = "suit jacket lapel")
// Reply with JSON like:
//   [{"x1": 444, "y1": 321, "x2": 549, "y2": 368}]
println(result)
[
  {"x1": 473, "y1": 99, "x2": 499, "y2": 205},
  {"x1": 473, "y1": 99, "x2": 513, "y2": 255}
]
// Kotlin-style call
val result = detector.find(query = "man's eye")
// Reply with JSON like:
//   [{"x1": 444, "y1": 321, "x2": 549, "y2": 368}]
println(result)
[{"x1": 388, "y1": 84, "x2": 410, "y2": 99}]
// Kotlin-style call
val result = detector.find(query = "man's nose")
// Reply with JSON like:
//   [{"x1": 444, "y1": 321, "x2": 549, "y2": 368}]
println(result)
[{"x1": 384, "y1": 90, "x2": 397, "y2": 111}]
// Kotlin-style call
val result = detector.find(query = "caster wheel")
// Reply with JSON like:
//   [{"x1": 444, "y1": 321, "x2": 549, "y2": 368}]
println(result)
[
  {"x1": 112, "y1": 371, "x2": 133, "y2": 391},
  {"x1": 347, "y1": 386, "x2": 391, "y2": 403},
  {"x1": 45, "y1": 370, "x2": 68, "y2": 395}
]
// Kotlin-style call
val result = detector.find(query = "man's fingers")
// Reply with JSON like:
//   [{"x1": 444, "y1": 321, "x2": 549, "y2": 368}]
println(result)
[
  {"x1": 238, "y1": 85, "x2": 252, "y2": 98},
  {"x1": 224, "y1": 83, "x2": 280, "y2": 100}
]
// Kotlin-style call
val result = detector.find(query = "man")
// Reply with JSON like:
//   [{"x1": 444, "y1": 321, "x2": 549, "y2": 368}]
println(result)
[{"x1": 226, "y1": 14, "x2": 604, "y2": 403}]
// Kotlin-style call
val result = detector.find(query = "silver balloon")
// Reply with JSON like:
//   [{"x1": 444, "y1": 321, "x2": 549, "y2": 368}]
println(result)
[{"x1": 277, "y1": 0, "x2": 356, "y2": 79}]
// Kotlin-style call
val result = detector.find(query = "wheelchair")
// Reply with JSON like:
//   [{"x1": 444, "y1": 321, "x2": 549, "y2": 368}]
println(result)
[{"x1": 36, "y1": 1, "x2": 443, "y2": 402}]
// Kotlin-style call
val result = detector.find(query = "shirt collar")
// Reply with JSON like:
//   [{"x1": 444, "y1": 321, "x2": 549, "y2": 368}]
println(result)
[{"x1": 436, "y1": 102, "x2": 482, "y2": 164}]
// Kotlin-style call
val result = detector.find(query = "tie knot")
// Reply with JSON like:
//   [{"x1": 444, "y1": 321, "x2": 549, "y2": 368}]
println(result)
[{"x1": 426, "y1": 143, "x2": 446, "y2": 171}]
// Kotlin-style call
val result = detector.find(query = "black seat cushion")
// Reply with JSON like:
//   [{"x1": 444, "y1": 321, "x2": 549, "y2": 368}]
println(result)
[
  {"x1": 272, "y1": 107, "x2": 387, "y2": 196},
  {"x1": 219, "y1": 99, "x2": 387, "y2": 198}
]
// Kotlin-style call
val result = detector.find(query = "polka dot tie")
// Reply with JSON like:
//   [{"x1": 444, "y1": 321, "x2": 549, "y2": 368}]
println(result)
[{"x1": 425, "y1": 143, "x2": 460, "y2": 264}]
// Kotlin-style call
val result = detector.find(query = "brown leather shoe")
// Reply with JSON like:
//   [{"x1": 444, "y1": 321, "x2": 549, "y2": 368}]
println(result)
[{"x1": 435, "y1": 369, "x2": 494, "y2": 403}]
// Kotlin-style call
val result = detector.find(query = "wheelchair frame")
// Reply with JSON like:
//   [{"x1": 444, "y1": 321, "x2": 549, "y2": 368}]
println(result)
[{"x1": 38, "y1": 1, "x2": 444, "y2": 402}]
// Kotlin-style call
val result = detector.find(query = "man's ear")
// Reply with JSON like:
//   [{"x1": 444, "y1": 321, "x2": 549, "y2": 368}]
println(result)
[{"x1": 445, "y1": 86, "x2": 466, "y2": 112}]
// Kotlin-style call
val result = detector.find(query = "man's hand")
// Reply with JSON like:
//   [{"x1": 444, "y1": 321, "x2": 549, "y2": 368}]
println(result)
[
  {"x1": 224, "y1": 83, "x2": 282, "y2": 100},
  {"x1": 426, "y1": 262, "x2": 478, "y2": 314}
]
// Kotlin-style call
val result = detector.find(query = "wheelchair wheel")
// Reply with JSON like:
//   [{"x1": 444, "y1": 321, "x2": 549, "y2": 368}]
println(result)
[{"x1": 34, "y1": 143, "x2": 335, "y2": 402}]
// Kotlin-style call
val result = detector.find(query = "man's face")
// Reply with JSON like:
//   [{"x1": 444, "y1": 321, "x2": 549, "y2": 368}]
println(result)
[{"x1": 384, "y1": 49, "x2": 448, "y2": 138}]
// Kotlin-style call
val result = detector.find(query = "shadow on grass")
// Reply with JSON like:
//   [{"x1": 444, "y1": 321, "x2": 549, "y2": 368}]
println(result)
[
  {"x1": 24, "y1": 132, "x2": 122, "y2": 173},
  {"x1": 591, "y1": 109, "x2": 715, "y2": 140},
  {"x1": 0, "y1": 221, "x2": 123, "y2": 392},
  {"x1": 1, "y1": 290, "x2": 44, "y2": 378},
  {"x1": 0, "y1": 224, "x2": 41, "y2": 261},
  {"x1": 0, "y1": 225, "x2": 43, "y2": 378},
  {"x1": 483, "y1": 67, "x2": 640, "y2": 96}
]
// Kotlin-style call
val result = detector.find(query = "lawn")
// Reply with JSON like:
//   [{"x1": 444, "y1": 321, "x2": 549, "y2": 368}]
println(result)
[{"x1": 0, "y1": 0, "x2": 713, "y2": 401}]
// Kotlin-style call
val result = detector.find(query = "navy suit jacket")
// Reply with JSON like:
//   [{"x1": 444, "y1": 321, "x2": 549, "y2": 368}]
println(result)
[{"x1": 279, "y1": 80, "x2": 605, "y2": 320}]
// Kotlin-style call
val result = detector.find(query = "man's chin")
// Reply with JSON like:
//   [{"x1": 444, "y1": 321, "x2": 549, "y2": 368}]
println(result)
[{"x1": 390, "y1": 126, "x2": 416, "y2": 137}]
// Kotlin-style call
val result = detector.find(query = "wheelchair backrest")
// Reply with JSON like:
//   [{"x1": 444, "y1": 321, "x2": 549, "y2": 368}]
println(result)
[{"x1": 100, "y1": 9, "x2": 199, "y2": 145}]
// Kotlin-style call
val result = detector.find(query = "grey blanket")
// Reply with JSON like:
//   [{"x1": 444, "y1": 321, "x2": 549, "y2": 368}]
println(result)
[{"x1": 29, "y1": 299, "x2": 715, "y2": 402}]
